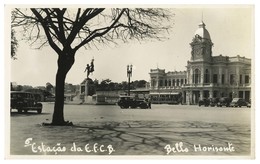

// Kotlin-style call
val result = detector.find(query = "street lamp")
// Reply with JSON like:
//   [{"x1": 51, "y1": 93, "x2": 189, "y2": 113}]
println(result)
[{"x1": 127, "y1": 64, "x2": 133, "y2": 96}]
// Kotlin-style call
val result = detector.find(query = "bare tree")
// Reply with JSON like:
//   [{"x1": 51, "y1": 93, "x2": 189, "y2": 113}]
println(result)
[{"x1": 11, "y1": 8, "x2": 173, "y2": 125}]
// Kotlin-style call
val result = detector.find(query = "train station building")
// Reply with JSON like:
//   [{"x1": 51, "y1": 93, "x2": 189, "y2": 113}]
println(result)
[{"x1": 149, "y1": 21, "x2": 251, "y2": 105}]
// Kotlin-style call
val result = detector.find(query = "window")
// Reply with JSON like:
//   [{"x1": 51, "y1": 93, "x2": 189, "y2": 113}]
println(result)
[
  {"x1": 245, "y1": 91, "x2": 250, "y2": 102},
  {"x1": 193, "y1": 69, "x2": 200, "y2": 84},
  {"x1": 151, "y1": 79, "x2": 156, "y2": 87},
  {"x1": 176, "y1": 79, "x2": 180, "y2": 86},
  {"x1": 165, "y1": 80, "x2": 167, "y2": 86},
  {"x1": 172, "y1": 79, "x2": 175, "y2": 86},
  {"x1": 159, "y1": 80, "x2": 163, "y2": 87},
  {"x1": 239, "y1": 91, "x2": 243, "y2": 98},
  {"x1": 222, "y1": 74, "x2": 225, "y2": 84},
  {"x1": 204, "y1": 69, "x2": 210, "y2": 83},
  {"x1": 240, "y1": 74, "x2": 242, "y2": 84},
  {"x1": 168, "y1": 80, "x2": 171, "y2": 87},
  {"x1": 181, "y1": 79, "x2": 184, "y2": 85},
  {"x1": 245, "y1": 75, "x2": 250, "y2": 84},
  {"x1": 230, "y1": 74, "x2": 235, "y2": 85},
  {"x1": 81, "y1": 86, "x2": 85, "y2": 93},
  {"x1": 213, "y1": 74, "x2": 218, "y2": 83}
]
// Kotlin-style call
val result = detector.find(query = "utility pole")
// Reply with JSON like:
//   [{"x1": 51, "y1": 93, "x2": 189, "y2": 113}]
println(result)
[{"x1": 127, "y1": 64, "x2": 133, "y2": 96}]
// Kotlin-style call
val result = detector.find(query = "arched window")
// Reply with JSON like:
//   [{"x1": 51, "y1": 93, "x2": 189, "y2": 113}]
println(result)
[{"x1": 193, "y1": 69, "x2": 200, "y2": 84}]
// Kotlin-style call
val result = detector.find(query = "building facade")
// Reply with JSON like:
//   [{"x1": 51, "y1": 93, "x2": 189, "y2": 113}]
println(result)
[
  {"x1": 149, "y1": 21, "x2": 251, "y2": 104},
  {"x1": 150, "y1": 69, "x2": 186, "y2": 104}
]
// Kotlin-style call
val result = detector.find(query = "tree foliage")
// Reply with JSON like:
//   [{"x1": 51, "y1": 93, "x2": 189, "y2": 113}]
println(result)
[{"x1": 11, "y1": 29, "x2": 18, "y2": 59}]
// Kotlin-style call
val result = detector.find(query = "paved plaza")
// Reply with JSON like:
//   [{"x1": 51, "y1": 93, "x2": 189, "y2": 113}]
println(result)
[{"x1": 9, "y1": 103, "x2": 252, "y2": 157}]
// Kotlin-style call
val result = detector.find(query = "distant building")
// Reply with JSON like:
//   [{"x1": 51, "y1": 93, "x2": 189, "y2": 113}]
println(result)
[
  {"x1": 149, "y1": 21, "x2": 251, "y2": 104},
  {"x1": 150, "y1": 69, "x2": 186, "y2": 104}
]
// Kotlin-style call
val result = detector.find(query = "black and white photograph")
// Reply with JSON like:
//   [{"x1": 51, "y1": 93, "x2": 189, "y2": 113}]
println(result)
[{"x1": 5, "y1": 4, "x2": 255, "y2": 159}]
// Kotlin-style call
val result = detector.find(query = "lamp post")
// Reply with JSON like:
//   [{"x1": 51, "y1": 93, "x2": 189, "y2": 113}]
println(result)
[{"x1": 127, "y1": 64, "x2": 133, "y2": 96}]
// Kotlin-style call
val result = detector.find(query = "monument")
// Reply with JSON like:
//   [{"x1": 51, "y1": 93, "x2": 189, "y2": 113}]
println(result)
[
  {"x1": 80, "y1": 59, "x2": 96, "y2": 104},
  {"x1": 84, "y1": 59, "x2": 94, "y2": 78}
]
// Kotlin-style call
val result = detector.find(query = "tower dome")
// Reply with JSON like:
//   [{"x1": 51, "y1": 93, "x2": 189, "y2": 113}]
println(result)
[{"x1": 194, "y1": 21, "x2": 211, "y2": 41}]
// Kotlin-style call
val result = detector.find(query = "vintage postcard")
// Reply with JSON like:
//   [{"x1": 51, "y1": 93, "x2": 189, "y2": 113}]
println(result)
[{"x1": 5, "y1": 4, "x2": 255, "y2": 159}]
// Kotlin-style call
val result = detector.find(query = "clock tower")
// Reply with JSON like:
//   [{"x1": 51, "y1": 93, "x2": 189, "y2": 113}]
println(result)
[{"x1": 190, "y1": 21, "x2": 213, "y2": 61}]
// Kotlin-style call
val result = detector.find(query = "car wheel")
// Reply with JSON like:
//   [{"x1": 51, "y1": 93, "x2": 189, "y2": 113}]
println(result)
[
  {"x1": 18, "y1": 109, "x2": 22, "y2": 113},
  {"x1": 123, "y1": 105, "x2": 129, "y2": 109},
  {"x1": 37, "y1": 108, "x2": 42, "y2": 114}
]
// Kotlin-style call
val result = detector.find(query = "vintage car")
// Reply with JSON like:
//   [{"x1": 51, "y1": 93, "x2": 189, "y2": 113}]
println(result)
[
  {"x1": 11, "y1": 91, "x2": 43, "y2": 113},
  {"x1": 230, "y1": 98, "x2": 248, "y2": 107},
  {"x1": 117, "y1": 95, "x2": 149, "y2": 109},
  {"x1": 209, "y1": 98, "x2": 219, "y2": 107},
  {"x1": 198, "y1": 98, "x2": 210, "y2": 107},
  {"x1": 217, "y1": 97, "x2": 232, "y2": 107}
]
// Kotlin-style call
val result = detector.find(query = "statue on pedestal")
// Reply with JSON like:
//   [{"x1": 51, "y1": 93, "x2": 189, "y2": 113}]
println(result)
[
  {"x1": 82, "y1": 58, "x2": 96, "y2": 98},
  {"x1": 84, "y1": 59, "x2": 94, "y2": 79}
]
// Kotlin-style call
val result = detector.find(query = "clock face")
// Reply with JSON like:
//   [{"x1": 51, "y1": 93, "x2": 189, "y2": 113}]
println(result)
[
  {"x1": 194, "y1": 47, "x2": 202, "y2": 57},
  {"x1": 191, "y1": 41, "x2": 212, "y2": 60}
]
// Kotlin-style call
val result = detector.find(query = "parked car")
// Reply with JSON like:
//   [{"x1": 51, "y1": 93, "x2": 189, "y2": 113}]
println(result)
[
  {"x1": 230, "y1": 98, "x2": 248, "y2": 107},
  {"x1": 198, "y1": 98, "x2": 210, "y2": 107},
  {"x1": 217, "y1": 97, "x2": 232, "y2": 107},
  {"x1": 117, "y1": 96, "x2": 149, "y2": 109},
  {"x1": 11, "y1": 91, "x2": 43, "y2": 113},
  {"x1": 209, "y1": 98, "x2": 219, "y2": 107}
]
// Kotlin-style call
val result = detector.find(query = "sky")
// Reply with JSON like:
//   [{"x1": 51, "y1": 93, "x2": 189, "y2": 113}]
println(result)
[{"x1": 9, "y1": 5, "x2": 254, "y2": 87}]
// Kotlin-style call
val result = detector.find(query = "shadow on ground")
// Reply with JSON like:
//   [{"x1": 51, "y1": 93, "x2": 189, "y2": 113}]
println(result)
[
  {"x1": 14, "y1": 120, "x2": 250, "y2": 156},
  {"x1": 10, "y1": 112, "x2": 51, "y2": 117}
]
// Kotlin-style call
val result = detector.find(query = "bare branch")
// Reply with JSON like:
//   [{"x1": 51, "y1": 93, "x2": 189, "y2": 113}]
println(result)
[
  {"x1": 53, "y1": 8, "x2": 67, "y2": 42},
  {"x1": 74, "y1": 8, "x2": 126, "y2": 51},
  {"x1": 11, "y1": 8, "x2": 173, "y2": 53},
  {"x1": 66, "y1": 8, "x2": 105, "y2": 47},
  {"x1": 31, "y1": 8, "x2": 62, "y2": 55}
]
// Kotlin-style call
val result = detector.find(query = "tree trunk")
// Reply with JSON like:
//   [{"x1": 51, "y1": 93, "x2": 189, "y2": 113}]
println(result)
[
  {"x1": 52, "y1": 68, "x2": 66, "y2": 125},
  {"x1": 51, "y1": 51, "x2": 75, "y2": 125}
]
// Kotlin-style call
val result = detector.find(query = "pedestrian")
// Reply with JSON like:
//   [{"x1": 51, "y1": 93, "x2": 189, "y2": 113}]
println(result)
[{"x1": 148, "y1": 97, "x2": 151, "y2": 109}]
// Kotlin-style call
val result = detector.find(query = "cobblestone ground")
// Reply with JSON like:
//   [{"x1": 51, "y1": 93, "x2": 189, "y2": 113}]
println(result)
[{"x1": 9, "y1": 103, "x2": 252, "y2": 157}]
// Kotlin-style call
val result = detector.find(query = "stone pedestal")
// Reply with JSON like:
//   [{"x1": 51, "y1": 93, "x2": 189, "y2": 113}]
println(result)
[
  {"x1": 80, "y1": 78, "x2": 96, "y2": 96},
  {"x1": 80, "y1": 78, "x2": 96, "y2": 104}
]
